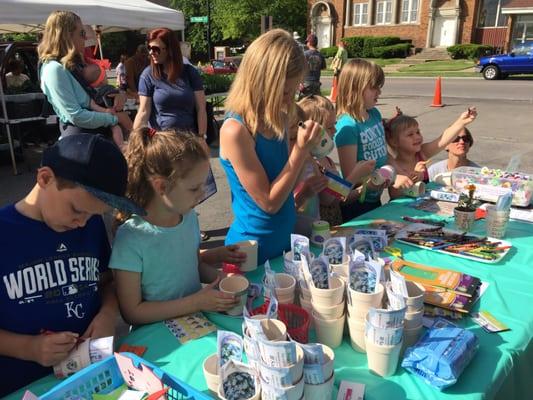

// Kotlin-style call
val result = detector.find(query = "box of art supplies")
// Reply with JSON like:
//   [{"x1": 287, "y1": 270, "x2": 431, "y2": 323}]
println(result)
[
  {"x1": 452, "y1": 166, "x2": 533, "y2": 206},
  {"x1": 391, "y1": 259, "x2": 481, "y2": 298},
  {"x1": 41, "y1": 352, "x2": 210, "y2": 400}
]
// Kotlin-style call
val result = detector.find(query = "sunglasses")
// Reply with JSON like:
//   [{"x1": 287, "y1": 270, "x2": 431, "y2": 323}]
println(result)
[
  {"x1": 452, "y1": 135, "x2": 472, "y2": 144},
  {"x1": 147, "y1": 45, "x2": 166, "y2": 54}
]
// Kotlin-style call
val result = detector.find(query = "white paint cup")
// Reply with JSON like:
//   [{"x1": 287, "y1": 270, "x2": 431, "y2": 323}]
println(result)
[
  {"x1": 403, "y1": 181, "x2": 426, "y2": 198},
  {"x1": 365, "y1": 338, "x2": 403, "y2": 377},
  {"x1": 310, "y1": 276, "x2": 345, "y2": 307},
  {"x1": 202, "y1": 354, "x2": 219, "y2": 394},
  {"x1": 312, "y1": 299, "x2": 345, "y2": 320},
  {"x1": 275, "y1": 273, "x2": 297, "y2": 304},
  {"x1": 219, "y1": 275, "x2": 249, "y2": 316},
  {"x1": 235, "y1": 240, "x2": 258, "y2": 272},
  {"x1": 405, "y1": 281, "x2": 426, "y2": 312},
  {"x1": 347, "y1": 315, "x2": 366, "y2": 353},
  {"x1": 313, "y1": 312, "x2": 345, "y2": 349}
]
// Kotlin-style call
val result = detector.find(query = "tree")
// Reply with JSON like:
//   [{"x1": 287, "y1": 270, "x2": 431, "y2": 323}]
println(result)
[{"x1": 169, "y1": 0, "x2": 306, "y2": 55}]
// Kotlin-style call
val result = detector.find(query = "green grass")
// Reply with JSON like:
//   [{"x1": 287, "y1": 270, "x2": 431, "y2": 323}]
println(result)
[
  {"x1": 323, "y1": 57, "x2": 403, "y2": 75},
  {"x1": 397, "y1": 60, "x2": 476, "y2": 72},
  {"x1": 388, "y1": 71, "x2": 479, "y2": 77}
]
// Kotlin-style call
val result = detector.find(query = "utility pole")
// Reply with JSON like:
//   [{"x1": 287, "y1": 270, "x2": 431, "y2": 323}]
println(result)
[{"x1": 207, "y1": 0, "x2": 212, "y2": 60}]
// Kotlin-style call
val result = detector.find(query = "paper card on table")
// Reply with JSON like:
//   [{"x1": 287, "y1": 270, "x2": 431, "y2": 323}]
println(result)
[
  {"x1": 118, "y1": 344, "x2": 147, "y2": 357},
  {"x1": 291, "y1": 234, "x2": 310, "y2": 261},
  {"x1": 471, "y1": 311, "x2": 510, "y2": 333},
  {"x1": 218, "y1": 330, "x2": 243, "y2": 368},
  {"x1": 337, "y1": 380, "x2": 365, "y2": 400},
  {"x1": 263, "y1": 260, "x2": 277, "y2": 298},
  {"x1": 300, "y1": 255, "x2": 312, "y2": 290},
  {"x1": 322, "y1": 169, "x2": 353, "y2": 201},
  {"x1": 115, "y1": 352, "x2": 164, "y2": 394},
  {"x1": 89, "y1": 336, "x2": 114, "y2": 363},
  {"x1": 323, "y1": 237, "x2": 346, "y2": 265},
  {"x1": 164, "y1": 312, "x2": 216, "y2": 344},
  {"x1": 309, "y1": 255, "x2": 330, "y2": 289}
]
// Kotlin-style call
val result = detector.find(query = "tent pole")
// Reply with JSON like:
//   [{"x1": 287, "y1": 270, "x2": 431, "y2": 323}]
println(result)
[{"x1": 0, "y1": 77, "x2": 18, "y2": 175}]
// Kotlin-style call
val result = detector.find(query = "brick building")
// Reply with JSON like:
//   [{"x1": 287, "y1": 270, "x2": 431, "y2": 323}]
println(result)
[{"x1": 308, "y1": 0, "x2": 533, "y2": 52}]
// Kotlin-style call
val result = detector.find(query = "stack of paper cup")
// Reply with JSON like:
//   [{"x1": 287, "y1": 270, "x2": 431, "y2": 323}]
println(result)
[
  {"x1": 274, "y1": 273, "x2": 297, "y2": 304},
  {"x1": 302, "y1": 343, "x2": 335, "y2": 399},
  {"x1": 346, "y1": 283, "x2": 384, "y2": 353},
  {"x1": 485, "y1": 205, "x2": 511, "y2": 239},
  {"x1": 402, "y1": 281, "x2": 425, "y2": 353},
  {"x1": 219, "y1": 275, "x2": 250, "y2": 316},
  {"x1": 243, "y1": 317, "x2": 288, "y2": 375},
  {"x1": 310, "y1": 276, "x2": 346, "y2": 349},
  {"x1": 364, "y1": 309, "x2": 404, "y2": 377},
  {"x1": 259, "y1": 345, "x2": 304, "y2": 400}
]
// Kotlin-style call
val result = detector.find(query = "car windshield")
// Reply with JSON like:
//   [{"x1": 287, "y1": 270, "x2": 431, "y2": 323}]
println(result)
[{"x1": 512, "y1": 44, "x2": 533, "y2": 55}]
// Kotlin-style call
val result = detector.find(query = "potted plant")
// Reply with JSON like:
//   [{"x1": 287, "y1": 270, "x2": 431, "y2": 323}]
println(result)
[{"x1": 454, "y1": 184, "x2": 480, "y2": 231}]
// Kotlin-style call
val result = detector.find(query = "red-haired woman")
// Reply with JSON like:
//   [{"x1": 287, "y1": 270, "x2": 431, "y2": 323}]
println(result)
[{"x1": 133, "y1": 28, "x2": 207, "y2": 138}]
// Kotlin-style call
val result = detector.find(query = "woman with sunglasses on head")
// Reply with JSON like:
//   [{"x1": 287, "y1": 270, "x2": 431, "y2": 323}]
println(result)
[
  {"x1": 133, "y1": 28, "x2": 207, "y2": 140},
  {"x1": 428, "y1": 128, "x2": 479, "y2": 183},
  {"x1": 38, "y1": 11, "x2": 126, "y2": 138}
]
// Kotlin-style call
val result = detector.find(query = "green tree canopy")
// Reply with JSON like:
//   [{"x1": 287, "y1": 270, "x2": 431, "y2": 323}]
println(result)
[{"x1": 169, "y1": 0, "x2": 306, "y2": 56}]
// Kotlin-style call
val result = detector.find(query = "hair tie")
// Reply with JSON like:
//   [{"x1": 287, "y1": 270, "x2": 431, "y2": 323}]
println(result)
[
  {"x1": 147, "y1": 128, "x2": 157, "y2": 138},
  {"x1": 384, "y1": 106, "x2": 403, "y2": 132}
]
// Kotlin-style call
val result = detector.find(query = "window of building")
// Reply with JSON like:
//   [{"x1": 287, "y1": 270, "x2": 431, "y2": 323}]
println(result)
[
  {"x1": 376, "y1": 0, "x2": 393, "y2": 25},
  {"x1": 353, "y1": 2, "x2": 369, "y2": 26},
  {"x1": 477, "y1": 0, "x2": 507, "y2": 28},
  {"x1": 401, "y1": 0, "x2": 418, "y2": 23}
]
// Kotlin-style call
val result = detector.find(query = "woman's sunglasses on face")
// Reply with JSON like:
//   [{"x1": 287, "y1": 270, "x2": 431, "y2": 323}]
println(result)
[
  {"x1": 147, "y1": 45, "x2": 166, "y2": 54},
  {"x1": 453, "y1": 135, "x2": 472, "y2": 144}
]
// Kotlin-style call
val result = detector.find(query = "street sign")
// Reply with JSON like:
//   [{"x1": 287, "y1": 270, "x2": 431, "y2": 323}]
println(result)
[{"x1": 190, "y1": 16, "x2": 208, "y2": 23}]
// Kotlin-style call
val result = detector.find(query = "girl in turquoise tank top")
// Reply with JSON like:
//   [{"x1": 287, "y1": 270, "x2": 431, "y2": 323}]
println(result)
[{"x1": 219, "y1": 29, "x2": 322, "y2": 266}]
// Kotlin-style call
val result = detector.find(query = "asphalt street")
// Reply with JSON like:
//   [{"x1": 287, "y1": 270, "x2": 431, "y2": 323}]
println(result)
[{"x1": 1, "y1": 77, "x2": 532, "y2": 247}]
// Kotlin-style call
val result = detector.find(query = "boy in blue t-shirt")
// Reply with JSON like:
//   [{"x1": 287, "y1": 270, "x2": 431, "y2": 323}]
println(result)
[{"x1": 0, "y1": 134, "x2": 144, "y2": 396}]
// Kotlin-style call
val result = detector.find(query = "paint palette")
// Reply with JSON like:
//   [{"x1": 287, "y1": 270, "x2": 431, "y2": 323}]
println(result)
[{"x1": 395, "y1": 223, "x2": 512, "y2": 264}]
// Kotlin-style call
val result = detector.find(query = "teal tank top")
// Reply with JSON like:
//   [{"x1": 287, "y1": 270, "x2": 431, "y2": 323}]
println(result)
[{"x1": 220, "y1": 113, "x2": 295, "y2": 265}]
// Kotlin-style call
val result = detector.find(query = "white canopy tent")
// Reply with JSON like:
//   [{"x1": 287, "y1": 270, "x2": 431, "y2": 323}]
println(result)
[
  {"x1": 0, "y1": 0, "x2": 185, "y2": 174},
  {"x1": 0, "y1": 0, "x2": 185, "y2": 33}
]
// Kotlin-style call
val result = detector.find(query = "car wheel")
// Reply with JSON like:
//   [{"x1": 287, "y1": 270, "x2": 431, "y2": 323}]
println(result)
[{"x1": 483, "y1": 65, "x2": 500, "y2": 80}]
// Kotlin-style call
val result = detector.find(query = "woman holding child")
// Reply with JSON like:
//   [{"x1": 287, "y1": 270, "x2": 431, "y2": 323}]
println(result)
[{"x1": 38, "y1": 11, "x2": 126, "y2": 138}]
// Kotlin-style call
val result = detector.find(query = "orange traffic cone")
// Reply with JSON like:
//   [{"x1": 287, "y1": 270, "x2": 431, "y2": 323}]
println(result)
[
  {"x1": 330, "y1": 76, "x2": 339, "y2": 103},
  {"x1": 430, "y1": 76, "x2": 444, "y2": 107}
]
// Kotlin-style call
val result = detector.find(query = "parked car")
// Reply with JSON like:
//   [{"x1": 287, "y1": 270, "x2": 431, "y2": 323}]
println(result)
[
  {"x1": 476, "y1": 43, "x2": 533, "y2": 80},
  {"x1": 201, "y1": 60, "x2": 238, "y2": 75}
]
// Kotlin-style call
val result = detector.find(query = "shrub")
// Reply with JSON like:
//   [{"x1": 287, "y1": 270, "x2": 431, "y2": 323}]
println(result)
[
  {"x1": 343, "y1": 36, "x2": 368, "y2": 58},
  {"x1": 320, "y1": 46, "x2": 338, "y2": 58},
  {"x1": 201, "y1": 72, "x2": 235, "y2": 94},
  {"x1": 447, "y1": 44, "x2": 494, "y2": 60},
  {"x1": 362, "y1": 36, "x2": 403, "y2": 57},
  {"x1": 372, "y1": 43, "x2": 412, "y2": 58}
]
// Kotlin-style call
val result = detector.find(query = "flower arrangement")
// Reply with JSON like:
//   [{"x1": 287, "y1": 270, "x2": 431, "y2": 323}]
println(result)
[{"x1": 456, "y1": 184, "x2": 481, "y2": 212}]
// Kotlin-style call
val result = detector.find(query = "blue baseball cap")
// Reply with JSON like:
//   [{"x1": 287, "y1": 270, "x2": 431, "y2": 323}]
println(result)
[{"x1": 42, "y1": 134, "x2": 146, "y2": 215}]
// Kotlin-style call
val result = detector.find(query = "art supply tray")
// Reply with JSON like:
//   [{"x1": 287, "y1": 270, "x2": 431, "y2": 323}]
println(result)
[
  {"x1": 395, "y1": 223, "x2": 512, "y2": 264},
  {"x1": 451, "y1": 166, "x2": 533, "y2": 207}
]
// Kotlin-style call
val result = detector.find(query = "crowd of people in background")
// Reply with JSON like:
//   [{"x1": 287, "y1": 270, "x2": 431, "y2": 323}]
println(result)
[{"x1": 0, "y1": 9, "x2": 480, "y2": 397}]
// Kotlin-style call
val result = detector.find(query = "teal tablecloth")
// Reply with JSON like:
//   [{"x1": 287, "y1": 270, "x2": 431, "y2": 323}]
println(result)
[{"x1": 6, "y1": 198, "x2": 533, "y2": 400}]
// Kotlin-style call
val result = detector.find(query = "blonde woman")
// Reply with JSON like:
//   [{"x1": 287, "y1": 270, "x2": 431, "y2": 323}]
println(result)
[
  {"x1": 334, "y1": 59, "x2": 391, "y2": 221},
  {"x1": 38, "y1": 11, "x2": 125, "y2": 138},
  {"x1": 220, "y1": 29, "x2": 321, "y2": 265}
]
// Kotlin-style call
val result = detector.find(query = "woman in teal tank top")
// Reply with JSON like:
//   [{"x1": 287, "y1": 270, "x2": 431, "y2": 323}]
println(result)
[{"x1": 219, "y1": 29, "x2": 321, "y2": 265}]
